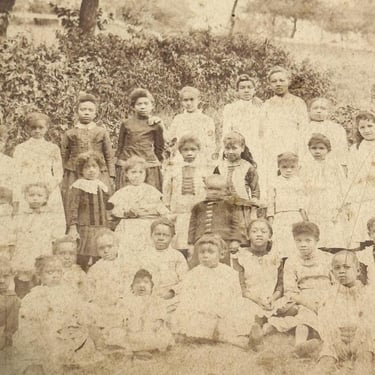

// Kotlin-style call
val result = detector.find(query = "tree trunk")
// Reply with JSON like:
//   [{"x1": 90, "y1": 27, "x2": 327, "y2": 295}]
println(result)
[
  {"x1": 229, "y1": 0, "x2": 239, "y2": 36},
  {"x1": 79, "y1": 0, "x2": 99, "y2": 35},
  {"x1": 290, "y1": 17, "x2": 297, "y2": 38}
]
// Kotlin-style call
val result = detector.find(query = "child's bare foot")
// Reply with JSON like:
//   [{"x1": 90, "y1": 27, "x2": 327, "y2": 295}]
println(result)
[
  {"x1": 134, "y1": 351, "x2": 153, "y2": 360},
  {"x1": 294, "y1": 338, "x2": 321, "y2": 358}
]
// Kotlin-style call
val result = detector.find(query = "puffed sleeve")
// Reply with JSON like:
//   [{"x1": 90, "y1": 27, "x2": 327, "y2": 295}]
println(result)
[{"x1": 102, "y1": 130, "x2": 115, "y2": 177}]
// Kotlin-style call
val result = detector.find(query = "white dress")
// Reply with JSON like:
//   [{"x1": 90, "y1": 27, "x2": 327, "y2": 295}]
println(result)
[
  {"x1": 300, "y1": 155, "x2": 349, "y2": 247},
  {"x1": 109, "y1": 183, "x2": 169, "y2": 258},
  {"x1": 267, "y1": 175, "x2": 307, "y2": 258},
  {"x1": 13, "y1": 138, "x2": 65, "y2": 218},
  {"x1": 346, "y1": 140, "x2": 375, "y2": 245}
]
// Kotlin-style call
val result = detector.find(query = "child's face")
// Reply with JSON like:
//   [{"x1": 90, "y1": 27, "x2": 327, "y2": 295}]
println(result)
[
  {"x1": 294, "y1": 233, "x2": 318, "y2": 259},
  {"x1": 269, "y1": 72, "x2": 289, "y2": 96},
  {"x1": 224, "y1": 142, "x2": 244, "y2": 162},
  {"x1": 28, "y1": 120, "x2": 48, "y2": 140},
  {"x1": 151, "y1": 224, "x2": 173, "y2": 250},
  {"x1": 368, "y1": 224, "x2": 375, "y2": 241},
  {"x1": 96, "y1": 235, "x2": 118, "y2": 261},
  {"x1": 180, "y1": 141, "x2": 199, "y2": 163},
  {"x1": 309, "y1": 142, "x2": 329, "y2": 161},
  {"x1": 82, "y1": 160, "x2": 100, "y2": 180},
  {"x1": 309, "y1": 99, "x2": 330, "y2": 122},
  {"x1": 55, "y1": 243, "x2": 77, "y2": 268},
  {"x1": 25, "y1": 186, "x2": 48, "y2": 209},
  {"x1": 332, "y1": 253, "x2": 359, "y2": 287},
  {"x1": 249, "y1": 221, "x2": 271, "y2": 249},
  {"x1": 126, "y1": 165, "x2": 146, "y2": 186},
  {"x1": 279, "y1": 161, "x2": 298, "y2": 179},
  {"x1": 205, "y1": 181, "x2": 227, "y2": 199},
  {"x1": 134, "y1": 97, "x2": 153, "y2": 117},
  {"x1": 0, "y1": 265, "x2": 13, "y2": 294},
  {"x1": 78, "y1": 101, "x2": 97, "y2": 124},
  {"x1": 132, "y1": 276, "x2": 153, "y2": 296},
  {"x1": 40, "y1": 262, "x2": 63, "y2": 287},
  {"x1": 358, "y1": 119, "x2": 375, "y2": 141},
  {"x1": 198, "y1": 243, "x2": 221, "y2": 268},
  {"x1": 181, "y1": 92, "x2": 200, "y2": 113},
  {"x1": 237, "y1": 80, "x2": 255, "y2": 101}
]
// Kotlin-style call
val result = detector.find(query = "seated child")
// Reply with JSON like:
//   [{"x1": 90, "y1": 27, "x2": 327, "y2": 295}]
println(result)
[
  {"x1": 0, "y1": 187, "x2": 15, "y2": 260},
  {"x1": 163, "y1": 135, "x2": 208, "y2": 255},
  {"x1": 53, "y1": 236, "x2": 88, "y2": 299},
  {"x1": 300, "y1": 133, "x2": 349, "y2": 248},
  {"x1": 173, "y1": 234, "x2": 252, "y2": 349},
  {"x1": 167, "y1": 86, "x2": 216, "y2": 167},
  {"x1": 104, "y1": 269, "x2": 174, "y2": 360},
  {"x1": 357, "y1": 217, "x2": 375, "y2": 285},
  {"x1": 266, "y1": 152, "x2": 308, "y2": 258},
  {"x1": 267, "y1": 222, "x2": 332, "y2": 357},
  {"x1": 13, "y1": 183, "x2": 65, "y2": 298},
  {"x1": 141, "y1": 218, "x2": 188, "y2": 311},
  {"x1": 0, "y1": 257, "x2": 20, "y2": 350},
  {"x1": 109, "y1": 156, "x2": 169, "y2": 259},
  {"x1": 87, "y1": 229, "x2": 137, "y2": 328},
  {"x1": 235, "y1": 219, "x2": 283, "y2": 338},
  {"x1": 316, "y1": 251, "x2": 375, "y2": 374},
  {"x1": 13, "y1": 255, "x2": 101, "y2": 375}
]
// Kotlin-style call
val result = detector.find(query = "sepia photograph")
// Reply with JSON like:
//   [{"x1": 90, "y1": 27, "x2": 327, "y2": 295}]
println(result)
[{"x1": 0, "y1": 0, "x2": 375, "y2": 374}]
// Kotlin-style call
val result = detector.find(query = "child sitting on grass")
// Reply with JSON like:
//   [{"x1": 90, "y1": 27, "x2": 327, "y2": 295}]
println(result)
[
  {"x1": 267, "y1": 222, "x2": 332, "y2": 357},
  {"x1": 316, "y1": 251, "x2": 375, "y2": 375},
  {"x1": 173, "y1": 234, "x2": 252, "y2": 349},
  {"x1": 0, "y1": 257, "x2": 20, "y2": 350},
  {"x1": 53, "y1": 236, "x2": 88, "y2": 299},
  {"x1": 104, "y1": 269, "x2": 174, "y2": 360}
]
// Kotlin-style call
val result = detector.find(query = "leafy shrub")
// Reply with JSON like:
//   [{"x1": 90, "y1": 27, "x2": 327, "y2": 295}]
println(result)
[{"x1": 0, "y1": 28, "x2": 348, "y2": 154}]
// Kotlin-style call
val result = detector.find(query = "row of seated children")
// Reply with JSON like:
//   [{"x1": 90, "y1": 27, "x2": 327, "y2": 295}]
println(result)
[{"x1": 2, "y1": 217, "x2": 375, "y2": 374}]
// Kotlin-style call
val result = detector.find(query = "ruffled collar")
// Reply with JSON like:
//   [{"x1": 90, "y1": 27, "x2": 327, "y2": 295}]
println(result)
[
  {"x1": 75, "y1": 122, "x2": 97, "y2": 130},
  {"x1": 71, "y1": 178, "x2": 108, "y2": 194}
]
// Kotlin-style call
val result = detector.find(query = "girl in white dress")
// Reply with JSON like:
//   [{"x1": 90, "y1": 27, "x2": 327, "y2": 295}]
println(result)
[
  {"x1": 13, "y1": 112, "x2": 64, "y2": 220},
  {"x1": 109, "y1": 156, "x2": 169, "y2": 259}
]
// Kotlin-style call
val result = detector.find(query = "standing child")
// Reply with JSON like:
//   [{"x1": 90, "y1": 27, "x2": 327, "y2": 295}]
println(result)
[
  {"x1": 141, "y1": 218, "x2": 188, "y2": 310},
  {"x1": 260, "y1": 66, "x2": 309, "y2": 184},
  {"x1": 300, "y1": 133, "x2": 349, "y2": 248},
  {"x1": 222, "y1": 74, "x2": 263, "y2": 163},
  {"x1": 188, "y1": 174, "x2": 245, "y2": 266},
  {"x1": 316, "y1": 251, "x2": 375, "y2": 374},
  {"x1": 13, "y1": 255, "x2": 101, "y2": 375},
  {"x1": 116, "y1": 88, "x2": 165, "y2": 191},
  {"x1": 0, "y1": 257, "x2": 20, "y2": 350},
  {"x1": 267, "y1": 222, "x2": 332, "y2": 357},
  {"x1": 303, "y1": 98, "x2": 348, "y2": 174},
  {"x1": 66, "y1": 151, "x2": 110, "y2": 271},
  {"x1": 267, "y1": 152, "x2": 308, "y2": 258},
  {"x1": 346, "y1": 110, "x2": 375, "y2": 246},
  {"x1": 109, "y1": 156, "x2": 169, "y2": 259},
  {"x1": 53, "y1": 236, "x2": 88, "y2": 299},
  {"x1": 13, "y1": 183, "x2": 66, "y2": 298},
  {"x1": 13, "y1": 112, "x2": 64, "y2": 218},
  {"x1": 61, "y1": 93, "x2": 115, "y2": 203},
  {"x1": 173, "y1": 234, "x2": 252, "y2": 348},
  {"x1": 167, "y1": 86, "x2": 216, "y2": 167},
  {"x1": 104, "y1": 269, "x2": 174, "y2": 360},
  {"x1": 214, "y1": 131, "x2": 260, "y2": 230},
  {"x1": 163, "y1": 135, "x2": 208, "y2": 253}
]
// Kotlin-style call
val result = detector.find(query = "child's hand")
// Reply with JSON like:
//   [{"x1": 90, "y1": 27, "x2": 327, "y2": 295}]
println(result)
[
  {"x1": 160, "y1": 289, "x2": 175, "y2": 300},
  {"x1": 148, "y1": 116, "x2": 163, "y2": 127},
  {"x1": 260, "y1": 297, "x2": 273, "y2": 311},
  {"x1": 68, "y1": 226, "x2": 80, "y2": 240},
  {"x1": 229, "y1": 240, "x2": 240, "y2": 254}
]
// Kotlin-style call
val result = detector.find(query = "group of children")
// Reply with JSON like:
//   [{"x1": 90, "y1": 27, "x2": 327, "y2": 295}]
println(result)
[{"x1": 1, "y1": 65, "x2": 375, "y2": 374}]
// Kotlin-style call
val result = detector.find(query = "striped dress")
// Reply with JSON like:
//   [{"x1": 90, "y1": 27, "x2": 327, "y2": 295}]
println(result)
[{"x1": 66, "y1": 179, "x2": 109, "y2": 257}]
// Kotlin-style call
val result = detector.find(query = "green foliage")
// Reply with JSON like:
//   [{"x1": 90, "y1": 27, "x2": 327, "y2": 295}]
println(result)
[{"x1": 0, "y1": 29, "x2": 342, "y2": 154}]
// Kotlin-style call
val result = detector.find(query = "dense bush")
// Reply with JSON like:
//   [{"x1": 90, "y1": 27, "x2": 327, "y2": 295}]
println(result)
[{"x1": 0, "y1": 28, "x2": 354, "y2": 154}]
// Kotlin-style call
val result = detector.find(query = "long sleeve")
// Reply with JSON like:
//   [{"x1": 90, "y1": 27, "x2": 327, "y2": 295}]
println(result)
[
  {"x1": 266, "y1": 185, "x2": 276, "y2": 217},
  {"x1": 51, "y1": 145, "x2": 64, "y2": 186},
  {"x1": 66, "y1": 187, "x2": 81, "y2": 226},
  {"x1": 115, "y1": 123, "x2": 127, "y2": 159},
  {"x1": 162, "y1": 169, "x2": 173, "y2": 208},
  {"x1": 102, "y1": 131, "x2": 115, "y2": 177},
  {"x1": 283, "y1": 259, "x2": 299, "y2": 296},
  {"x1": 153, "y1": 125, "x2": 165, "y2": 163},
  {"x1": 245, "y1": 166, "x2": 260, "y2": 199},
  {"x1": 60, "y1": 132, "x2": 70, "y2": 168},
  {"x1": 188, "y1": 205, "x2": 198, "y2": 245}
]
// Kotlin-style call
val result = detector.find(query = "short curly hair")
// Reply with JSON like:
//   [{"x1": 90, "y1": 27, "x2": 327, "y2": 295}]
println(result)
[
  {"x1": 75, "y1": 151, "x2": 106, "y2": 176},
  {"x1": 292, "y1": 221, "x2": 320, "y2": 241},
  {"x1": 129, "y1": 88, "x2": 154, "y2": 107}
]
